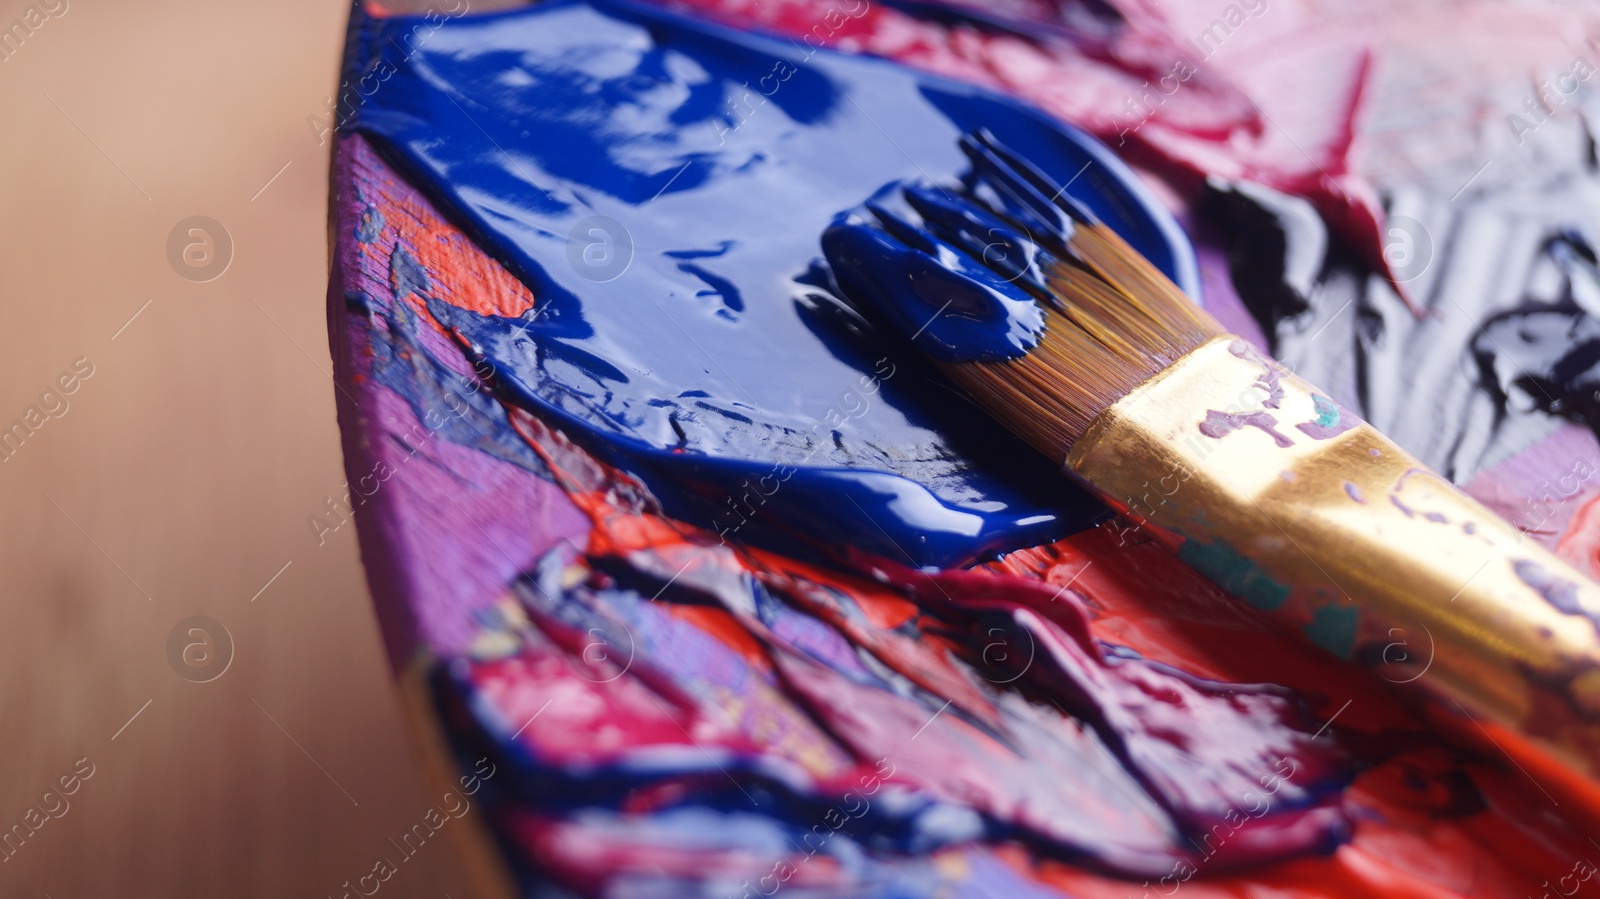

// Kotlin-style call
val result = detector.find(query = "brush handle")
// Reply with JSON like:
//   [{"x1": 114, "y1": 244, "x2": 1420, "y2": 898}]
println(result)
[{"x1": 1067, "y1": 335, "x2": 1600, "y2": 791}]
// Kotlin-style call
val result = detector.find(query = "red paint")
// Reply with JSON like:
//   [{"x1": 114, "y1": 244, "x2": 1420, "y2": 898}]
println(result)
[
  {"x1": 515, "y1": 402, "x2": 1600, "y2": 890},
  {"x1": 498, "y1": 393, "x2": 1360, "y2": 872},
  {"x1": 332, "y1": 23, "x2": 1600, "y2": 884},
  {"x1": 358, "y1": 190, "x2": 536, "y2": 321}
]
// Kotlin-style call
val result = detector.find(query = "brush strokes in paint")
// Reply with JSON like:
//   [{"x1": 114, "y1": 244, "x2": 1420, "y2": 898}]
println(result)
[
  {"x1": 334, "y1": 116, "x2": 1600, "y2": 899},
  {"x1": 447, "y1": 408, "x2": 1354, "y2": 878},
  {"x1": 823, "y1": 131, "x2": 1117, "y2": 364},
  {"x1": 344, "y1": 0, "x2": 1200, "y2": 568},
  {"x1": 329, "y1": 0, "x2": 1600, "y2": 895}
]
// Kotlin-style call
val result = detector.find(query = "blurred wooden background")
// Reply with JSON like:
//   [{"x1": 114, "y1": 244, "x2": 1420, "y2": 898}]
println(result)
[{"x1": 0, "y1": 0, "x2": 469, "y2": 895}]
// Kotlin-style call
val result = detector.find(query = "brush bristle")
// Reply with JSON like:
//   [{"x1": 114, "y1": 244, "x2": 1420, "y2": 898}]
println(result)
[
  {"x1": 945, "y1": 220, "x2": 1226, "y2": 461},
  {"x1": 823, "y1": 130, "x2": 1229, "y2": 462}
]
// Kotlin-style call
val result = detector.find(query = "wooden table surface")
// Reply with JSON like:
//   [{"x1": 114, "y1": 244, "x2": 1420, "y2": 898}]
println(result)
[{"x1": 0, "y1": 1, "x2": 469, "y2": 895}]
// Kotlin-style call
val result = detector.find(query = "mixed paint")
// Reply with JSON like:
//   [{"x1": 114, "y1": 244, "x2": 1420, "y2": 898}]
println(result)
[
  {"x1": 343, "y1": 0, "x2": 1215, "y2": 569},
  {"x1": 329, "y1": 0, "x2": 1600, "y2": 895}
]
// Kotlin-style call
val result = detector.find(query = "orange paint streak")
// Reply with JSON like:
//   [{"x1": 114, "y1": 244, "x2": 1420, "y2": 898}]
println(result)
[
  {"x1": 376, "y1": 180, "x2": 1600, "y2": 893},
  {"x1": 746, "y1": 545, "x2": 920, "y2": 631},
  {"x1": 493, "y1": 338, "x2": 1600, "y2": 899},
  {"x1": 359, "y1": 180, "x2": 536, "y2": 320},
  {"x1": 991, "y1": 526, "x2": 1417, "y2": 736},
  {"x1": 665, "y1": 604, "x2": 772, "y2": 671},
  {"x1": 989, "y1": 526, "x2": 1600, "y2": 898}
]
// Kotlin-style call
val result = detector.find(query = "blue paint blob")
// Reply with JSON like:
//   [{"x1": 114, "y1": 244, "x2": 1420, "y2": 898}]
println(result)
[
  {"x1": 356, "y1": 195, "x2": 385, "y2": 244},
  {"x1": 822, "y1": 187, "x2": 1048, "y2": 363},
  {"x1": 355, "y1": 287, "x2": 554, "y2": 478},
  {"x1": 346, "y1": 0, "x2": 1200, "y2": 567},
  {"x1": 820, "y1": 128, "x2": 1175, "y2": 363}
]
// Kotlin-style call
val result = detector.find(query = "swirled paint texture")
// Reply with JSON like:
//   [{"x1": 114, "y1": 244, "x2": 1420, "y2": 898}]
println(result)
[
  {"x1": 345, "y1": 0, "x2": 1204, "y2": 568},
  {"x1": 328, "y1": 0, "x2": 1600, "y2": 896}
]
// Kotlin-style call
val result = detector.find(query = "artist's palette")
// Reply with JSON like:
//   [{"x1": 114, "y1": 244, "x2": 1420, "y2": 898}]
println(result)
[{"x1": 330, "y1": 1, "x2": 1600, "y2": 896}]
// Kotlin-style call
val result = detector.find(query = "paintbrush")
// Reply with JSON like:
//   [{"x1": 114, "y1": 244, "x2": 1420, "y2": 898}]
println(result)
[{"x1": 825, "y1": 129, "x2": 1600, "y2": 795}]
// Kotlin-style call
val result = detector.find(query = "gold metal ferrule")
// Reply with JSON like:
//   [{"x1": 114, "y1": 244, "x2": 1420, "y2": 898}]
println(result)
[{"x1": 1067, "y1": 335, "x2": 1600, "y2": 789}]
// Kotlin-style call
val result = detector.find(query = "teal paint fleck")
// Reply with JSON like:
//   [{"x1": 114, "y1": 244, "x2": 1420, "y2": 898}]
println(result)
[
  {"x1": 1311, "y1": 395, "x2": 1339, "y2": 428},
  {"x1": 1305, "y1": 604, "x2": 1358, "y2": 659},
  {"x1": 1177, "y1": 538, "x2": 1291, "y2": 612}
]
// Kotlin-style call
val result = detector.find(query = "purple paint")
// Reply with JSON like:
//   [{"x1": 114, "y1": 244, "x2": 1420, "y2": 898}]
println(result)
[
  {"x1": 1513, "y1": 559, "x2": 1592, "y2": 627},
  {"x1": 1199, "y1": 409, "x2": 1295, "y2": 448},
  {"x1": 1228, "y1": 340, "x2": 1285, "y2": 409},
  {"x1": 1296, "y1": 394, "x2": 1359, "y2": 441}
]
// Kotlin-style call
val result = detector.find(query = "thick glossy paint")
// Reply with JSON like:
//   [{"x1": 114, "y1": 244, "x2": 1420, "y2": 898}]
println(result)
[
  {"x1": 448, "y1": 409, "x2": 1353, "y2": 879},
  {"x1": 332, "y1": 124, "x2": 1600, "y2": 899},
  {"x1": 328, "y1": 1, "x2": 1600, "y2": 895},
  {"x1": 823, "y1": 130, "x2": 1133, "y2": 364},
  {"x1": 823, "y1": 185, "x2": 1048, "y2": 363},
  {"x1": 346, "y1": 0, "x2": 1200, "y2": 567}
]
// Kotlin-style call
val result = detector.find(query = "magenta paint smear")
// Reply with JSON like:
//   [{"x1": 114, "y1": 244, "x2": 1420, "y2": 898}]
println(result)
[{"x1": 327, "y1": 1, "x2": 1600, "y2": 896}]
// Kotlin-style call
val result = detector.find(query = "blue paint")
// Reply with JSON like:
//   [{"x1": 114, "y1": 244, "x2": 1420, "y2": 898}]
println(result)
[
  {"x1": 822, "y1": 181, "x2": 1047, "y2": 363},
  {"x1": 822, "y1": 128, "x2": 1201, "y2": 363},
  {"x1": 356, "y1": 194, "x2": 385, "y2": 244},
  {"x1": 388, "y1": 244, "x2": 432, "y2": 304},
  {"x1": 349, "y1": 287, "x2": 554, "y2": 478},
  {"x1": 346, "y1": 0, "x2": 1200, "y2": 567}
]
